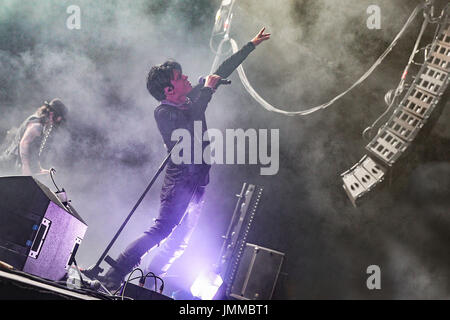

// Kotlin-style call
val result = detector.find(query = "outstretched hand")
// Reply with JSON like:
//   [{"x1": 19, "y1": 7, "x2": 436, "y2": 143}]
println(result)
[
  {"x1": 204, "y1": 74, "x2": 222, "y2": 89},
  {"x1": 251, "y1": 27, "x2": 271, "y2": 46}
]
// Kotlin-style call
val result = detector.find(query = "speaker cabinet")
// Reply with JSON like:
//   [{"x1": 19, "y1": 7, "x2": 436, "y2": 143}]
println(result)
[
  {"x1": 229, "y1": 243, "x2": 284, "y2": 300},
  {"x1": 0, "y1": 176, "x2": 87, "y2": 281}
]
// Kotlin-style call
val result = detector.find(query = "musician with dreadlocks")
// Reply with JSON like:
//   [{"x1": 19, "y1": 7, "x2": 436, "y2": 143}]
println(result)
[{"x1": 0, "y1": 98, "x2": 68, "y2": 176}]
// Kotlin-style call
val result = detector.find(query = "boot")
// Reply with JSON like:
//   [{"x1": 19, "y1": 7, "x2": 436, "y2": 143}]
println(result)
[{"x1": 99, "y1": 253, "x2": 141, "y2": 292}]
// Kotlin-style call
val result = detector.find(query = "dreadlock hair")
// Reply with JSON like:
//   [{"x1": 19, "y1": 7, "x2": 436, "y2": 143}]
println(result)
[
  {"x1": 146, "y1": 60, "x2": 182, "y2": 101},
  {"x1": 36, "y1": 98, "x2": 68, "y2": 126}
]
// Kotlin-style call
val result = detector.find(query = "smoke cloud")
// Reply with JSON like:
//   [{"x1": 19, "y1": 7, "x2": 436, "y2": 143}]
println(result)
[{"x1": 0, "y1": 0, "x2": 449, "y2": 299}]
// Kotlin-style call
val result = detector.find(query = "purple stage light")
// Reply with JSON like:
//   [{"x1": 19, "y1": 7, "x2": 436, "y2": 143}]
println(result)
[{"x1": 190, "y1": 270, "x2": 223, "y2": 300}]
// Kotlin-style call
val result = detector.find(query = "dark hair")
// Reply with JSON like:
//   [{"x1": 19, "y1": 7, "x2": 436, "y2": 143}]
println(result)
[
  {"x1": 46, "y1": 98, "x2": 68, "y2": 121},
  {"x1": 36, "y1": 98, "x2": 68, "y2": 124},
  {"x1": 146, "y1": 60, "x2": 182, "y2": 101}
]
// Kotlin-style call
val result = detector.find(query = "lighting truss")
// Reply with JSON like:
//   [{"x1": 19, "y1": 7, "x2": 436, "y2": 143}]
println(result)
[{"x1": 216, "y1": 183, "x2": 264, "y2": 298}]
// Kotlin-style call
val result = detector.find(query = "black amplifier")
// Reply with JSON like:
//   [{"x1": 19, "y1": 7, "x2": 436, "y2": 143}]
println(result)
[
  {"x1": 229, "y1": 243, "x2": 284, "y2": 300},
  {"x1": 0, "y1": 176, "x2": 87, "y2": 281}
]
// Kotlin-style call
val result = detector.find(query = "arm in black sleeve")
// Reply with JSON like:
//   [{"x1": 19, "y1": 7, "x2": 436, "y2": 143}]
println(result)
[
  {"x1": 154, "y1": 107, "x2": 179, "y2": 151},
  {"x1": 188, "y1": 86, "x2": 214, "y2": 120},
  {"x1": 185, "y1": 42, "x2": 255, "y2": 118},
  {"x1": 213, "y1": 41, "x2": 255, "y2": 78}
]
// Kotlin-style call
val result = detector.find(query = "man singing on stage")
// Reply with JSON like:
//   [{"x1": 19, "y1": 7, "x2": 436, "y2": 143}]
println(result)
[
  {"x1": 0, "y1": 99, "x2": 68, "y2": 176},
  {"x1": 101, "y1": 28, "x2": 270, "y2": 290}
]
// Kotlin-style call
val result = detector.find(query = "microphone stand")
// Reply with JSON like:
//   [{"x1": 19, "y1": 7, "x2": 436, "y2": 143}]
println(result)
[{"x1": 82, "y1": 137, "x2": 182, "y2": 280}]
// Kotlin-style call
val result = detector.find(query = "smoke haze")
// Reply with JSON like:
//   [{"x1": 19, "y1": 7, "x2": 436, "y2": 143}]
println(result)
[{"x1": 0, "y1": 0, "x2": 449, "y2": 298}]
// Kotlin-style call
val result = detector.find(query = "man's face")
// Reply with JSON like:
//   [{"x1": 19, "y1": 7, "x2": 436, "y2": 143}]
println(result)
[
  {"x1": 49, "y1": 112, "x2": 63, "y2": 125},
  {"x1": 169, "y1": 69, "x2": 192, "y2": 97}
]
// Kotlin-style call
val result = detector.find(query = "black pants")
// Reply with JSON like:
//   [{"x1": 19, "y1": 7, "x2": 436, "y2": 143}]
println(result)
[{"x1": 112, "y1": 165, "x2": 207, "y2": 276}]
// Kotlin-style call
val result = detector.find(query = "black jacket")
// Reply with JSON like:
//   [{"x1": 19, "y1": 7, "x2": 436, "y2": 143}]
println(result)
[{"x1": 154, "y1": 41, "x2": 256, "y2": 185}]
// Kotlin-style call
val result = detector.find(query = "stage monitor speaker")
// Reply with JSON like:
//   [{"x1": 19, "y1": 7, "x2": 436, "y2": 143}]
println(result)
[
  {"x1": 0, "y1": 176, "x2": 87, "y2": 281},
  {"x1": 120, "y1": 282, "x2": 173, "y2": 300},
  {"x1": 229, "y1": 243, "x2": 284, "y2": 300}
]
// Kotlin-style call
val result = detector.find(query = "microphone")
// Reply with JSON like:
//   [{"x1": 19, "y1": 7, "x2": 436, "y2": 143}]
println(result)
[
  {"x1": 66, "y1": 269, "x2": 101, "y2": 291},
  {"x1": 217, "y1": 78, "x2": 232, "y2": 85},
  {"x1": 198, "y1": 76, "x2": 232, "y2": 88},
  {"x1": 83, "y1": 279, "x2": 102, "y2": 290}
]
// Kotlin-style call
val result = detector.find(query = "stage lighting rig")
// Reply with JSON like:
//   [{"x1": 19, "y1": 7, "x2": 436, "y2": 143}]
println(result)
[{"x1": 190, "y1": 183, "x2": 263, "y2": 300}]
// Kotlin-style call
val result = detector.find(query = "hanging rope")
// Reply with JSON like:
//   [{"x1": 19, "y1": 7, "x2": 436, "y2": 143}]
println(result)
[
  {"x1": 228, "y1": 3, "x2": 427, "y2": 116},
  {"x1": 362, "y1": 13, "x2": 430, "y2": 140}
]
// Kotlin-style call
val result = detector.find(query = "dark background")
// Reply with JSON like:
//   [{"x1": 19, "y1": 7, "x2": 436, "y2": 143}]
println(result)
[{"x1": 0, "y1": 0, "x2": 449, "y2": 299}]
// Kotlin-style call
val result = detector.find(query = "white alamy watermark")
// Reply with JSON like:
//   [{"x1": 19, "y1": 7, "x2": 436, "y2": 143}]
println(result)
[
  {"x1": 366, "y1": 5, "x2": 381, "y2": 30},
  {"x1": 366, "y1": 265, "x2": 381, "y2": 290},
  {"x1": 171, "y1": 121, "x2": 279, "y2": 176},
  {"x1": 66, "y1": 5, "x2": 81, "y2": 30}
]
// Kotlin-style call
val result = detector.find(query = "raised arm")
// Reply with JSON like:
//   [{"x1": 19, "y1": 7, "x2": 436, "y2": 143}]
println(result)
[
  {"x1": 187, "y1": 28, "x2": 271, "y2": 117},
  {"x1": 213, "y1": 27, "x2": 271, "y2": 78}
]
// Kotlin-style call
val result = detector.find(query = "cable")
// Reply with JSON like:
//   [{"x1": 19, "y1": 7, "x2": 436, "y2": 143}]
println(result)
[
  {"x1": 71, "y1": 259, "x2": 87, "y2": 289},
  {"x1": 143, "y1": 271, "x2": 165, "y2": 293},
  {"x1": 107, "y1": 270, "x2": 165, "y2": 299},
  {"x1": 362, "y1": 9, "x2": 430, "y2": 140},
  {"x1": 65, "y1": 262, "x2": 120, "y2": 299},
  {"x1": 98, "y1": 282, "x2": 113, "y2": 296},
  {"x1": 362, "y1": 1, "x2": 449, "y2": 140},
  {"x1": 361, "y1": 89, "x2": 401, "y2": 141},
  {"x1": 49, "y1": 168, "x2": 61, "y2": 192},
  {"x1": 210, "y1": 36, "x2": 232, "y2": 75},
  {"x1": 423, "y1": 1, "x2": 449, "y2": 24},
  {"x1": 120, "y1": 268, "x2": 144, "y2": 301},
  {"x1": 108, "y1": 272, "x2": 165, "y2": 299},
  {"x1": 144, "y1": 271, "x2": 157, "y2": 291},
  {"x1": 109, "y1": 276, "x2": 141, "y2": 296},
  {"x1": 229, "y1": 3, "x2": 426, "y2": 116},
  {"x1": 209, "y1": 0, "x2": 236, "y2": 56},
  {"x1": 0, "y1": 265, "x2": 115, "y2": 300}
]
